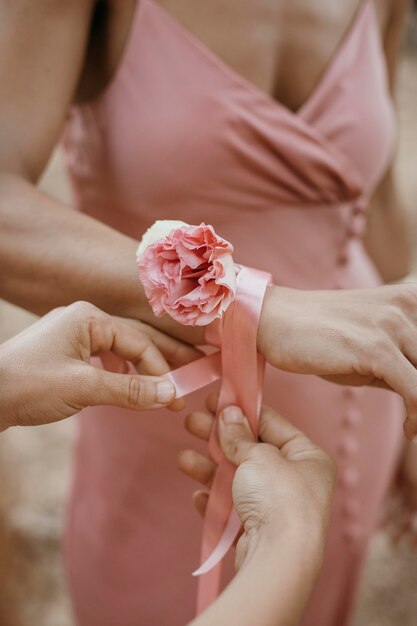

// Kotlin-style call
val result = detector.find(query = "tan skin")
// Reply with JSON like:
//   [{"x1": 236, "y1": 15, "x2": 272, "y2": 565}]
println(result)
[
  {"x1": 181, "y1": 398, "x2": 336, "y2": 626},
  {"x1": 79, "y1": 1, "x2": 410, "y2": 283},
  {"x1": 0, "y1": 6, "x2": 415, "y2": 623},
  {"x1": 1, "y1": 0, "x2": 417, "y2": 475},
  {"x1": 0, "y1": 297, "x2": 336, "y2": 625},
  {"x1": 0, "y1": 301, "x2": 199, "y2": 430}
]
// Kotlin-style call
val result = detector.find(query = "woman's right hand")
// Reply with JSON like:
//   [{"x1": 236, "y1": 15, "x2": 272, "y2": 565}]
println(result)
[
  {"x1": 179, "y1": 397, "x2": 336, "y2": 572},
  {"x1": 0, "y1": 301, "x2": 194, "y2": 431},
  {"x1": 181, "y1": 401, "x2": 336, "y2": 626},
  {"x1": 258, "y1": 284, "x2": 417, "y2": 439}
]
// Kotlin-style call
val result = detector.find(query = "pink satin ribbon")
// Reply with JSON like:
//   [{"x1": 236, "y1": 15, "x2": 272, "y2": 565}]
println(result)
[
  {"x1": 99, "y1": 265, "x2": 272, "y2": 613},
  {"x1": 167, "y1": 266, "x2": 272, "y2": 613}
]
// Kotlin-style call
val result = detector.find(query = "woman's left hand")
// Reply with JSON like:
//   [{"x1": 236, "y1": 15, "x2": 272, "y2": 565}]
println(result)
[
  {"x1": 385, "y1": 442, "x2": 417, "y2": 545},
  {"x1": 257, "y1": 284, "x2": 417, "y2": 440}
]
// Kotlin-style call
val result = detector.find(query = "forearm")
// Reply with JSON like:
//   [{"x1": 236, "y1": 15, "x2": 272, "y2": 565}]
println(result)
[
  {"x1": 190, "y1": 529, "x2": 324, "y2": 626},
  {"x1": 0, "y1": 172, "x2": 204, "y2": 343}
]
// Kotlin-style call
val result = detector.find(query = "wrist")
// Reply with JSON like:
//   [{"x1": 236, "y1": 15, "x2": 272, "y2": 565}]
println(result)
[
  {"x1": 257, "y1": 285, "x2": 291, "y2": 368},
  {"x1": 211, "y1": 521, "x2": 326, "y2": 626},
  {"x1": 244, "y1": 518, "x2": 326, "y2": 575}
]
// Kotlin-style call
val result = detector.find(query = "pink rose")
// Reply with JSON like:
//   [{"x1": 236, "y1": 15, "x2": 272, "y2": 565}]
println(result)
[{"x1": 137, "y1": 223, "x2": 237, "y2": 326}]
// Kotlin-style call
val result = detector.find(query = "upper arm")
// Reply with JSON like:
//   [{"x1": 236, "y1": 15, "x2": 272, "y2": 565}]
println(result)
[
  {"x1": 371, "y1": 0, "x2": 409, "y2": 178},
  {"x1": 365, "y1": 0, "x2": 412, "y2": 280},
  {"x1": 0, "y1": 0, "x2": 94, "y2": 182},
  {"x1": 382, "y1": 0, "x2": 410, "y2": 95}
]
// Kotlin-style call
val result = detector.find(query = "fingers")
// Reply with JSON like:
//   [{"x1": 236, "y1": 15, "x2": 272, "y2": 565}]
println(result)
[
  {"x1": 66, "y1": 302, "x2": 171, "y2": 376},
  {"x1": 177, "y1": 450, "x2": 216, "y2": 486},
  {"x1": 136, "y1": 323, "x2": 203, "y2": 367},
  {"x1": 123, "y1": 333, "x2": 185, "y2": 412},
  {"x1": 80, "y1": 366, "x2": 176, "y2": 411},
  {"x1": 186, "y1": 402, "x2": 330, "y2": 467},
  {"x1": 323, "y1": 349, "x2": 417, "y2": 440},
  {"x1": 205, "y1": 392, "x2": 219, "y2": 415},
  {"x1": 72, "y1": 301, "x2": 189, "y2": 377},
  {"x1": 258, "y1": 405, "x2": 324, "y2": 461},
  {"x1": 77, "y1": 306, "x2": 185, "y2": 412},
  {"x1": 185, "y1": 411, "x2": 214, "y2": 441},
  {"x1": 218, "y1": 406, "x2": 256, "y2": 466},
  {"x1": 375, "y1": 352, "x2": 417, "y2": 440},
  {"x1": 92, "y1": 316, "x2": 171, "y2": 376},
  {"x1": 192, "y1": 490, "x2": 209, "y2": 518},
  {"x1": 258, "y1": 405, "x2": 303, "y2": 446},
  {"x1": 128, "y1": 327, "x2": 200, "y2": 411}
]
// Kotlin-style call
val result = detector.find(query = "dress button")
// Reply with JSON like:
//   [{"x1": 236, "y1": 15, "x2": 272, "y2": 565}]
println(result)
[
  {"x1": 340, "y1": 467, "x2": 359, "y2": 488},
  {"x1": 353, "y1": 199, "x2": 367, "y2": 215},
  {"x1": 337, "y1": 436, "x2": 359, "y2": 458},
  {"x1": 342, "y1": 407, "x2": 362, "y2": 427},
  {"x1": 337, "y1": 248, "x2": 350, "y2": 265},
  {"x1": 333, "y1": 278, "x2": 346, "y2": 290},
  {"x1": 348, "y1": 212, "x2": 366, "y2": 238},
  {"x1": 343, "y1": 522, "x2": 363, "y2": 544},
  {"x1": 342, "y1": 498, "x2": 361, "y2": 519},
  {"x1": 343, "y1": 387, "x2": 365, "y2": 401},
  {"x1": 349, "y1": 221, "x2": 365, "y2": 239}
]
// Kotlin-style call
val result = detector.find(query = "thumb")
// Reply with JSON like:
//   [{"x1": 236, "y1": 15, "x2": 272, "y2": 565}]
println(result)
[
  {"x1": 218, "y1": 406, "x2": 256, "y2": 466},
  {"x1": 82, "y1": 367, "x2": 176, "y2": 411}
]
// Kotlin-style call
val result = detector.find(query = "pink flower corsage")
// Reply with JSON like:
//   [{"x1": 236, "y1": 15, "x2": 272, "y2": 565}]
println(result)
[{"x1": 137, "y1": 221, "x2": 237, "y2": 326}]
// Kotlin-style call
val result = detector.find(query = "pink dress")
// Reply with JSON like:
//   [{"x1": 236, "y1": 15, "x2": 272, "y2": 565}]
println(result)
[{"x1": 63, "y1": 1, "x2": 404, "y2": 624}]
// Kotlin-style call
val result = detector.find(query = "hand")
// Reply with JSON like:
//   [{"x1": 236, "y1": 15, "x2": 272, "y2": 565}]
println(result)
[
  {"x1": 385, "y1": 441, "x2": 417, "y2": 546},
  {"x1": 0, "y1": 301, "x2": 199, "y2": 430},
  {"x1": 179, "y1": 395, "x2": 336, "y2": 571},
  {"x1": 258, "y1": 284, "x2": 417, "y2": 439}
]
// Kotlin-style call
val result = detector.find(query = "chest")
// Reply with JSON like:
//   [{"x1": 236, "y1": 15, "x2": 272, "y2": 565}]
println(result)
[
  {"x1": 67, "y1": 0, "x2": 396, "y2": 217},
  {"x1": 78, "y1": 0, "x2": 390, "y2": 111},
  {"x1": 155, "y1": 0, "x2": 389, "y2": 111}
]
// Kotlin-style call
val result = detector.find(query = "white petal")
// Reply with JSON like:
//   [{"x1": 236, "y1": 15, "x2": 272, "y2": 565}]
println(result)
[{"x1": 136, "y1": 220, "x2": 189, "y2": 259}]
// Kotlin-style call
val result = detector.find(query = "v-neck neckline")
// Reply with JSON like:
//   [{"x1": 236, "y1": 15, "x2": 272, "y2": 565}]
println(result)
[
  {"x1": 146, "y1": 0, "x2": 370, "y2": 119},
  {"x1": 74, "y1": 0, "x2": 368, "y2": 200}
]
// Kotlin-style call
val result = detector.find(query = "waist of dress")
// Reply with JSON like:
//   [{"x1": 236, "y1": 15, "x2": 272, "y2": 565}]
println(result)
[{"x1": 73, "y1": 195, "x2": 377, "y2": 289}]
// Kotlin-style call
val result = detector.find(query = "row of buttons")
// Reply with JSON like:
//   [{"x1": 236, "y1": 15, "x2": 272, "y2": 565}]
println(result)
[
  {"x1": 337, "y1": 197, "x2": 367, "y2": 266},
  {"x1": 335, "y1": 199, "x2": 368, "y2": 544},
  {"x1": 339, "y1": 387, "x2": 364, "y2": 545}
]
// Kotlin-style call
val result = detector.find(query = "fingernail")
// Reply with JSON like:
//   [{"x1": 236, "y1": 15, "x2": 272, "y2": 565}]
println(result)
[
  {"x1": 222, "y1": 406, "x2": 244, "y2": 424},
  {"x1": 157, "y1": 381, "x2": 175, "y2": 403}
]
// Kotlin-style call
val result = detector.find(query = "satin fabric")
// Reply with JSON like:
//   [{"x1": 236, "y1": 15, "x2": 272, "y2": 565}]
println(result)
[
  {"x1": 63, "y1": 1, "x2": 404, "y2": 625},
  {"x1": 194, "y1": 267, "x2": 272, "y2": 612}
]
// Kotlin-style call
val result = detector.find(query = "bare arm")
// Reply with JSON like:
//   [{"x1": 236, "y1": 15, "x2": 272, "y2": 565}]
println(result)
[
  {"x1": 364, "y1": 0, "x2": 412, "y2": 282},
  {"x1": 183, "y1": 404, "x2": 334, "y2": 626},
  {"x1": 0, "y1": 302, "x2": 179, "y2": 430},
  {"x1": 191, "y1": 534, "x2": 321, "y2": 626},
  {"x1": 5, "y1": 1, "x2": 417, "y2": 438},
  {"x1": 0, "y1": 0, "x2": 204, "y2": 343}
]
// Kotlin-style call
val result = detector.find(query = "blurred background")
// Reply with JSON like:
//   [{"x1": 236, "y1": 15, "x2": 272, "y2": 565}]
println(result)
[{"x1": 0, "y1": 7, "x2": 416, "y2": 626}]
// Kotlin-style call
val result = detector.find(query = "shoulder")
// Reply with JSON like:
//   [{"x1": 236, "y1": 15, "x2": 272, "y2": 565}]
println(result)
[
  {"x1": 383, "y1": 0, "x2": 410, "y2": 31},
  {"x1": 372, "y1": 0, "x2": 410, "y2": 33},
  {"x1": 374, "y1": 0, "x2": 410, "y2": 92},
  {"x1": 388, "y1": 0, "x2": 410, "y2": 17}
]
